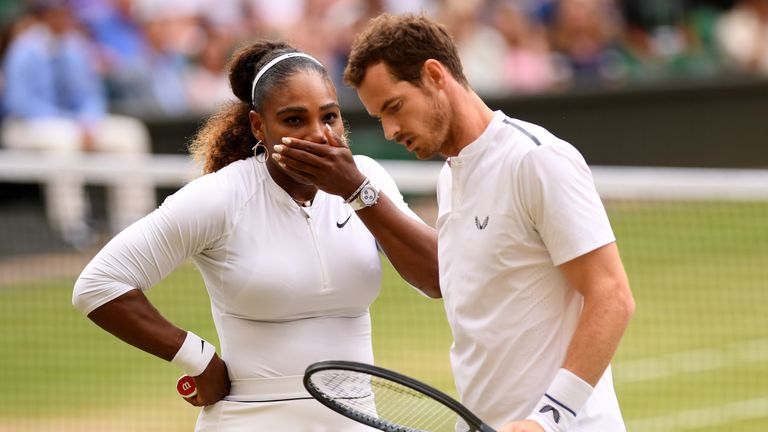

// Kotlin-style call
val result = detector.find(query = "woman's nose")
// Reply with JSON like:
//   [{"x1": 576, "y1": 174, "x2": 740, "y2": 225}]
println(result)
[{"x1": 306, "y1": 121, "x2": 328, "y2": 144}]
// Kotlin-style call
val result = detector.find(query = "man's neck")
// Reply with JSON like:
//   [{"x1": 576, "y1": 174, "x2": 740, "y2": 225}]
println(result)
[{"x1": 445, "y1": 87, "x2": 495, "y2": 157}]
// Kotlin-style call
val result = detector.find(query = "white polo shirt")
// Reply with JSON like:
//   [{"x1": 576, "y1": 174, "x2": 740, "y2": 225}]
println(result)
[
  {"x1": 73, "y1": 155, "x2": 420, "y2": 380},
  {"x1": 436, "y1": 111, "x2": 625, "y2": 430}
]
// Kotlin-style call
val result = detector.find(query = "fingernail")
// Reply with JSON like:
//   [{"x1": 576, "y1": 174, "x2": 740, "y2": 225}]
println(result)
[
  {"x1": 278, "y1": 162, "x2": 286, "y2": 169},
  {"x1": 272, "y1": 153, "x2": 281, "y2": 161},
  {"x1": 325, "y1": 124, "x2": 333, "y2": 132},
  {"x1": 274, "y1": 144, "x2": 283, "y2": 152},
  {"x1": 281, "y1": 137, "x2": 291, "y2": 144}
]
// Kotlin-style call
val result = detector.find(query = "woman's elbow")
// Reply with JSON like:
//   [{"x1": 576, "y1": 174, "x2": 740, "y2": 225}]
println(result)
[
  {"x1": 421, "y1": 281, "x2": 442, "y2": 299},
  {"x1": 411, "y1": 270, "x2": 441, "y2": 299}
]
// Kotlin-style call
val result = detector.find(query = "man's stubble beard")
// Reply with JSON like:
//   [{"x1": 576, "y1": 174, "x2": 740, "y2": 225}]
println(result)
[{"x1": 425, "y1": 90, "x2": 453, "y2": 159}]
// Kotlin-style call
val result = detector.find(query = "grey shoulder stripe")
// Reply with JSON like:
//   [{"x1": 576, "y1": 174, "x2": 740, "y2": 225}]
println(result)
[{"x1": 502, "y1": 118, "x2": 542, "y2": 147}]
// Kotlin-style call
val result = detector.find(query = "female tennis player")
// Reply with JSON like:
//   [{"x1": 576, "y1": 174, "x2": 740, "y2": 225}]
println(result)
[{"x1": 72, "y1": 39, "x2": 438, "y2": 431}]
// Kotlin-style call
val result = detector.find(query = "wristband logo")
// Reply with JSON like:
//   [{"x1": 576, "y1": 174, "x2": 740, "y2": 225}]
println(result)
[{"x1": 539, "y1": 405, "x2": 561, "y2": 423}]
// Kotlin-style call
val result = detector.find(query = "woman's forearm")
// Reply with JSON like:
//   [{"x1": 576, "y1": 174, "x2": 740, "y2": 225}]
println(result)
[{"x1": 86, "y1": 289, "x2": 187, "y2": 361}]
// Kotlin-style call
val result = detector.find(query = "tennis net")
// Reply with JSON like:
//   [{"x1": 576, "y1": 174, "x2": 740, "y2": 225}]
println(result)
[{"x1": 0, "y1": 163, "x2": 766, "y2": 431}]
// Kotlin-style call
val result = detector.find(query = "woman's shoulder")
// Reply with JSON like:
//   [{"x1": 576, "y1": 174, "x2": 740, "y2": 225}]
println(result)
[
  {"x1": 167, "y1": 158, "x2": 259, "y2": 205},
  {"x1": 209, "y1": 157, "x2": 265, "y2": 189}
]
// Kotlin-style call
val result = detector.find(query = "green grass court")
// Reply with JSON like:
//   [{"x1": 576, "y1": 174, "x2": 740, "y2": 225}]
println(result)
[{"x1": 0, "y1": 201, "x2": 766, "y2": 431}]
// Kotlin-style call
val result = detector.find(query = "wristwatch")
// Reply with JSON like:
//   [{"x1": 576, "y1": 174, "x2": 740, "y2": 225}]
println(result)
[{"x1": 346, "y1": 178, "x2": 380, "y2": 211}]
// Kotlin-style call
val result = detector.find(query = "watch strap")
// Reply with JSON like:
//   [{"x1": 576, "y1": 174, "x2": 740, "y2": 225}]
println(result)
[{"x1": 348, "y1": 195, "x2": 367, "y2": 211}]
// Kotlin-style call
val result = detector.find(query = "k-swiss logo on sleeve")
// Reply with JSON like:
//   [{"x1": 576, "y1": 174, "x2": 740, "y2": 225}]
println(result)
[{"x1": 474, "y1": 216, "x2": 489, "y2": 230}]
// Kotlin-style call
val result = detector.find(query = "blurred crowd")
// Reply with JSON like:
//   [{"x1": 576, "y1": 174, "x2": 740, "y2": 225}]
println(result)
[
  {"x1": 1, "y1": 0, "x2": 768, "y2": 118},
  {"x1": 1, "y1": 0, "x2": 767, "y2": 249}
]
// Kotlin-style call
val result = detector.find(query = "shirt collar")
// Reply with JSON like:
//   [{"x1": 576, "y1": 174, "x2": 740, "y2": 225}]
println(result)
[
  {"x1": 448, "y1": 110, "x2": 506, "y2": 166},
  {"x1": 254, "y1": 158, "x2": 316, "y2": 210}
]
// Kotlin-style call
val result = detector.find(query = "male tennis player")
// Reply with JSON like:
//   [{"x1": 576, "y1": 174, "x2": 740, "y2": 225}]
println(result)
[{"x1": 342, "y1": 13, "x2": 635, "y2": 432}]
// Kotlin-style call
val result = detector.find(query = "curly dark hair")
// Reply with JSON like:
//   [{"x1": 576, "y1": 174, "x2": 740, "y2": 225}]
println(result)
[
  {"x1": 188, "y1": 40, "x2": 329, "y2": 174},
  {"x1": 344, "y1": 13, "x2": 468, "y2": 89}
]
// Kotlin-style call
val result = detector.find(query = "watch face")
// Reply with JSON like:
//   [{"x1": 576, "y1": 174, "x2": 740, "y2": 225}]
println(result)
[{"x1": 360, "y1": 185, "x2": 378, "y2": 205}]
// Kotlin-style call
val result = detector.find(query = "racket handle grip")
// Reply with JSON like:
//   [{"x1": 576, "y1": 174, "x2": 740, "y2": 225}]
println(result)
[{"x1": 176, "y1": 375, "x2": 197, "y2": 398}]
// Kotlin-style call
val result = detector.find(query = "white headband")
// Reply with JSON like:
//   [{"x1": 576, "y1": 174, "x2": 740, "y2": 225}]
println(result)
[{"x1": 251, "y1": 52, "x2": 323, "y2": 105}]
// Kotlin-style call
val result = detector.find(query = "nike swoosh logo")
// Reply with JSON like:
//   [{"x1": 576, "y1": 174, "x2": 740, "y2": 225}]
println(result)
[{"x1": 336, "y1": 214, "x2": 353, "y2": 228}]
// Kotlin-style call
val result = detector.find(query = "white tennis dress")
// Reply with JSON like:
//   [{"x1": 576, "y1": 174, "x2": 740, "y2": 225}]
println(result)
[
  {"x1": 73, "y1": 155, "x2": 418, "y2": 431},
  {"x1": 436, "y1": 111, "x2": 626, "y2": 430}
]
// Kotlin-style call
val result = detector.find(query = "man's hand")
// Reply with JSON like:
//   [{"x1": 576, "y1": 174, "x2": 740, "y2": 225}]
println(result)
[{"x1": 497, "y1": 420, "x2": 545, "y2": 432}]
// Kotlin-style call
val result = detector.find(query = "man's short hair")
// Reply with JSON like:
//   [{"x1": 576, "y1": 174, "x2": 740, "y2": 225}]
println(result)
[{"x1": 344, "y1": 13, "x2": 468, "y2": 88}]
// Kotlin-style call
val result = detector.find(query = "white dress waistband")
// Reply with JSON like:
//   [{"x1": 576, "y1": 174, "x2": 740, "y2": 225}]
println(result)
[{"x1": 225, "y1": 375, "x2": 311, "y2": 402}]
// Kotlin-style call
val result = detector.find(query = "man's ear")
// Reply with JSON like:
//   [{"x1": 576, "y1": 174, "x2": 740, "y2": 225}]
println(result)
[
  {"x1": 422, "y1": 59, "x2": 446, "y2": 90},
  {"x1": 248, "y1": 111, "x2": 264, "y2": 141}
]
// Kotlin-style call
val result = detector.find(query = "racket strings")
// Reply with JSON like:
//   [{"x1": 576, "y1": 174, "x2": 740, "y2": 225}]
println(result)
[
  {"x1": 373, "y1": 383, "x2": 452, "y2": 430},
  {"x1": 309, "y1": 370, "x2": 462, "y2": 431}
]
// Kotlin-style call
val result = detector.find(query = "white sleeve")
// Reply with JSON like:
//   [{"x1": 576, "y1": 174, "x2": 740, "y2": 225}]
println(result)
[
  {"x1": 72, "y1": 174, "x2": 232, "y2": 315},
  {"x1": 517, "y1": 144, "x2": 615, "y2": 266},
  {"x1": 354, "y1": 155, "x2": 423, "y2": 223}
]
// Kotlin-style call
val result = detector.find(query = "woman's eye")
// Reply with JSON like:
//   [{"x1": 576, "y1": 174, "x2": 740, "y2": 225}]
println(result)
[
  {"x1": 284, "y1": 116, "x2": 302, "y2": 125},
  {"x1": 323, "y1": 113, "x2": 339, "y2": 123}
]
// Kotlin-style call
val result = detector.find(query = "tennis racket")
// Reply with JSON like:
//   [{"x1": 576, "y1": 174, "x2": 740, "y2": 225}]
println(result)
[{"x1": 303, "y1": 360, "x2": 496, "y2": 432}]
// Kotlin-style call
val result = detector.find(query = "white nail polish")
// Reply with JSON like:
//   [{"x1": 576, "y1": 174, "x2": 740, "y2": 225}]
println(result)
[
  {"x1": 274, "y1": 144, "x2": 283, "y2": 152},
  {"x1": 281, "y1": 137, "x2": 291, "y2": 144}
]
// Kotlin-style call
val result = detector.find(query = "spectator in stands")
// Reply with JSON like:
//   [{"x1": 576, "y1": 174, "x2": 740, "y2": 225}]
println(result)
[
  {"x1": 0, "y1": 0, "x2": 154, "y2": 249},
  {"x1": 619, "y1": 0, "x2": 723, "y2": 82},
  {"x1": 105, "y1": 4, "x2": 190, "y2": 116},
  {"x1": 183, "y1": 20, "x2": 236, "y2": 114},
  {"x1": 438, "y1": 0, "x2": 509, "y2": 96},
  {"x1": 491, "y1": 2, "x2": 558, "y2": 93},
  {"x1": 715, "y1": 0, "x2": 768, "y2": 75},
  {"x1": 244, "y1": 0, "x2": 306, "y2": 37},
  {"x1": 283, "y1": 0, "x2": 350, "y2": 86},
  {"x1": 547, "y1": 0, "x2": 627, "y2": 86},
  {"x1": 75, "y1": 0, "x2": 152, "y2": 108},
  {"x1": 322, "y1": 0, "x2": 399, "y2": 88}
]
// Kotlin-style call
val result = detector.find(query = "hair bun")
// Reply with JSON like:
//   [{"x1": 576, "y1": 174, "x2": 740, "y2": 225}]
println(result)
[{"x1": 228, "y1": 40, "x2": 293, "y2": 103}]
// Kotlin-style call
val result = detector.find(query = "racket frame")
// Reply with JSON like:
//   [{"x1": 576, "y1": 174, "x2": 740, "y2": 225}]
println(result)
[{"x1": 303, "y1": 360, "x2": 495, "y2": 432}]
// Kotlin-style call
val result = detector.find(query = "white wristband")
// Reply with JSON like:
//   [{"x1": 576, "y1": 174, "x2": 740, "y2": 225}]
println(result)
[
  {"x1": 526, "y1": 368, "x2": 594, "y2": 432},
  {"x1": 170, "y1": 331, "x2": 216, "y2": 377}
]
